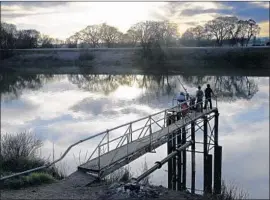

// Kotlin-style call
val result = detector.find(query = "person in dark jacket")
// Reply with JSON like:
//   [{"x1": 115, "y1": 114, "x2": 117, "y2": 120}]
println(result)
[{"x1": 204, "y1": 84, "x2": 215, "y2": 109}]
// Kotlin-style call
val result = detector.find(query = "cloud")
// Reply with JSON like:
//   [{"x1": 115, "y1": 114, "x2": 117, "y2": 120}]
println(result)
[
  {"x1": 249, "y1": 2, "x2": 269, "y2": 9},
  {"x1": 258, "y1": 21, "x2": 269, "y2": 37},
  {"x1": 1, "y1": 2, "x2": 268, "y2": 39},
  {"x1": 1, "y1": 2, "x2": 69, "y2": 10}
]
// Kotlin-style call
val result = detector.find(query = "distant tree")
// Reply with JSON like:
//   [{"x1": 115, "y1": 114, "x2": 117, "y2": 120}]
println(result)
[
  {"x1": 128, "y1": 21, "x2": 156, "y2": 51},
  {"x1": 65, "y1": 35, "x2": 78, "y2": 48},
  {"x1": 181, "y1": 25, "x2": 206, "y2": 46},
  {"x1": 16, "y1": 29, "x2": 40, "y2": 49},
  {"x1": 76, "y1": 25, "x2": 102, "y2": 48},
  {"x1": 52, "y1": 38, "x2": 64, "y2": 47},
  {"x1": 128, "y1": 20, "x2": 178, "y2": 50},
  {"x1": 205, "y1": 16, "x2": 237, "y2": 46},
  {"x1": 245, "y1": 19, "x2": 260, "y2": 46},
  {"x1": 126, "y1": 29, "x2": 139, "y2": 47},
  {"x1": 0, "y1": 23, "x2": 16, "y2": 50},
  {"x1": 100, "y1": 23, "x2": 122, "y2": 48},
  {"x1": 182, "y1": 29, "x2": 194, "y2": 40},
  {"x1": 38, "y1": 34, "x2": 54, "y2": 48}
]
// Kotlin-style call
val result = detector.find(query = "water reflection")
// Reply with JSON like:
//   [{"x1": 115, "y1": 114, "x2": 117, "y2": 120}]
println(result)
[
  {"x1": 0, "y1": 74, "x2": 268, "y2": 199},
  {"x1": 1, "y1": 74, "x2": 259, "y2": 102}
]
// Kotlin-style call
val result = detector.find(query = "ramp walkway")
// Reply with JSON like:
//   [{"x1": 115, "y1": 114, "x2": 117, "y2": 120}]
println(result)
[{"x1": 78, "y1": 99, "x2": 218, "y2": 178}]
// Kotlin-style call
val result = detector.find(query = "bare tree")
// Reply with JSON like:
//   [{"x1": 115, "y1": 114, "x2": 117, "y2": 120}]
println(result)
[
  {"x1": 126, "y1": 29, "x2": 139, "y2": 47},
  {"x1": 192, "y1": 25, "x2": 206, "y2": 41},
  {"x1": 77, "y1": 25, "x2": 102, "y2": 48},
  {"x1": 38, "y1": 34, "x2": 54, "y2": 48},
  {"x1": 181, "y1": 25, "x2": 206, "y2": 46},
  {"x1": 182, "y1": 29, "x2": 194, "y2": 40},
  {"x1": 128, "y1": 20, "x2": 178, "y2": 50},
  {"x1": 205, "y1": 16, "x2": 237, "y2": 46},
  {"x1": 16, "y1": 29, "x2": 40, "y2": 49},
  {"x1": 128, "y1": 21, "x2": 155, "y2": 51},
  {"x1": 65, "y1": 35, "x2": 78, "y2": 48},
  {"x1": 245, "y1": 19, "x2": 260, "y2": 46},
  {"x1": 100, "y1": 23, "x2": 122, "y2": 48}
]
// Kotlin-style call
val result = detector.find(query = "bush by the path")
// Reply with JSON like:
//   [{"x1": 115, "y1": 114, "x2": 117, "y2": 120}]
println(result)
[{"x1": 0, "y1": 132, "x2": 65, "y2": 189}]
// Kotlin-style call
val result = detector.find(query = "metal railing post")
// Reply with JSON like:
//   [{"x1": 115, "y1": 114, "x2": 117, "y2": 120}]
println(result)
[
  {"x1": 129, "y1": 123, "x2": 132, "y2": 142},
  {"x1": 98, "y1": 145, "x2": 101, "y2": 176},
  {"x1": 107, "y1": 130, "x2": 109, "y2": 152},
  {"x1": 149, "y1": 116, "x2": 152, "y2": 151}
]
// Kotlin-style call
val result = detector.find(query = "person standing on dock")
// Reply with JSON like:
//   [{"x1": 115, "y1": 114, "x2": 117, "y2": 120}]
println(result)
[
  {"x1": 204, "y1": 84, "x2": 215, "y2": 109},
  {"x1": 196, "y1": 86, "x2": 204, "y2": 112}
]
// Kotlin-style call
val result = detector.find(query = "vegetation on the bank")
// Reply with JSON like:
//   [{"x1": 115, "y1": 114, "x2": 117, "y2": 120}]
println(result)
[
  {"x1": 204, "y1": 181, "x2": 248, "y2": 200},
  {"x1": 0, "y1": 132, "x2": 65, "y2": 189}
]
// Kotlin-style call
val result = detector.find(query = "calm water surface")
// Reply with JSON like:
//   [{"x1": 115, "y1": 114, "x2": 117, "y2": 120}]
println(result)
[{"x1": 1, "y1": 75, "x2": 269, "y2": 199}]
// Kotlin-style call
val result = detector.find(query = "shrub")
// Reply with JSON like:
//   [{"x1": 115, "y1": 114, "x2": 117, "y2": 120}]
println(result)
[
  {"x1": 203, "y1": 180, "x2": 249, "y2": 200},
  {"x1": 105, "y1": 166, "x2": 133, "y2": 184},
  {"x1": 0, "y1": 132, "x2": 43, "y2": 172},
  {"x1": 0, "y1": 132, "x2": 65, "y2": 189},
  {"x1": 2, "y1": 172, "x2": 55, "y2": 189}
]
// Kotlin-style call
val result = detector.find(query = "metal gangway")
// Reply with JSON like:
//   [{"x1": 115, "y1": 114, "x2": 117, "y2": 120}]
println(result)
[{"x1": 1, "y1": 97, "x2": 218, "y2": 183}]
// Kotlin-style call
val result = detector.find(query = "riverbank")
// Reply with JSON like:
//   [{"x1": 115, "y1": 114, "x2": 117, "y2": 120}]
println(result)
[{"x1": 1, "y1": 47, "x2": 270, "y2": 76}]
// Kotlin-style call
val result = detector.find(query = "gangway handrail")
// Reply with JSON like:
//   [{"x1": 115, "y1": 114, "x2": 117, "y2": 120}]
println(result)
[
  {"x1": 0, "y1": 97, "x2": 217, "y2": 181},
  {"x1": 0, "y1": 102, "x2": 181, "y2": 181}
]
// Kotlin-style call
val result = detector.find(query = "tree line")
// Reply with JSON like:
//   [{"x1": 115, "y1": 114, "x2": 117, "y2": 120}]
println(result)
[
  {"x1": 0, "y1": 22, "x2": 65, "y2": 49},
  {"x1": 1, "y1": 15, "x2": 261, "y2": 51},
  {"x1": 182, "y1": 16, "x2": 260, "y2": 47}
]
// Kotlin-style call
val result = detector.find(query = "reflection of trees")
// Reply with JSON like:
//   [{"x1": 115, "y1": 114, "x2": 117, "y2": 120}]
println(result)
[
  {"x1": 68, "y1": 75, "x2": 259, "y2": 102},
  {"x1": 68, "y1": 74, "x2": 174, "y2": 98},
  {"x1": 0, "y1": 74, "x2": 54, "y2": 101},
  {"x1": 1, "y1": 74, "x2": 258, "y2": 103},
  {"x1": 181, "y1": 76, "x2": 258, "y2": 101},
  {"x1": 68, "y1": 75, "x2": 137, "y2": 95}
]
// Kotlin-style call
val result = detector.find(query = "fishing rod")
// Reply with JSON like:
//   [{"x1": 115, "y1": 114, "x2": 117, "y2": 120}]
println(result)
[{"x1": 177, "y1": 76, "x2": 188, "y2": 94}]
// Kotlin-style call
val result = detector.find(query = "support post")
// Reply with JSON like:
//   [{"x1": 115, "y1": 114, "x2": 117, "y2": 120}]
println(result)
[
  {"x1": 214, "y1": 111, "x2": 222, "y2": 194},
  {"x1": 214, "y1": 146, "x2": 222, "y2": 194},
  {"x1": 191, "y1": 121, "x2": 196, "y2": 194},
  {"x1": 167, "y1": 113, "x2": 174, "y2": 189},
  {"x1": 203, "y1": 116, "x2": 208, "y2": 193},
  {"x1": 177, "y1": 128, "x2": 182, "y2": 191},
  {"x1": 172, "y1": 130, "x2": 177, "y2": 190},
  {"x1": 205, "y1": 154, "x2": 213, "y2": 194},
  {"x1": 181, "y1": 126, "x2": 186, "y2": 190}
]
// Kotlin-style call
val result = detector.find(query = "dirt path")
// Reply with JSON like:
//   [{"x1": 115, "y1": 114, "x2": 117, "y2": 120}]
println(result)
[{"x1": 1, "y1": 183, "x2": 204, "y2": 200}]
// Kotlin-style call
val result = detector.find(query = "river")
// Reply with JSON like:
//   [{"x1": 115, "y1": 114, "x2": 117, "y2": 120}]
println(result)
[{"x1": 1, "y1": 74, "x2": 269, "y2": 199}]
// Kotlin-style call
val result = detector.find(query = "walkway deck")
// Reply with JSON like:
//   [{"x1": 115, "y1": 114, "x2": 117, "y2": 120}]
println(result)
[{"x1": 78, "y1": 108, "x2": 217, "y2": 177}]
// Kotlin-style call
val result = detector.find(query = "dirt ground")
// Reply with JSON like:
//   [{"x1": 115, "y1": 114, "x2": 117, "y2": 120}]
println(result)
[{"x1": 0, "y1": 181, "x2": 205, "y2": 200}]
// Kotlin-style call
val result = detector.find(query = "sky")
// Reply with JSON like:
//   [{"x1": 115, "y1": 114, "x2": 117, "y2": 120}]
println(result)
[
  {"x1": 1, "y1": 1, "x2": 269, "y2": 40},
  {"x1": 1, "y1": 75, "x2": 269, "y2": 199}
]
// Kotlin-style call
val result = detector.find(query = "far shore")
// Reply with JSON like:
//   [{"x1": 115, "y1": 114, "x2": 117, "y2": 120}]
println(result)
[{"x1": 1, "y1": 47, "x2": 270, "y2": 76}]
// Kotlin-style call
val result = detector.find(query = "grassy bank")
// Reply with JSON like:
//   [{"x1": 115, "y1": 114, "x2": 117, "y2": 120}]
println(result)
[
  {"x1": 1, "y1": 47, "x2": 269, "y2": 76},
  {"x1": 0, "y1": 132, "x2": 65, "y2": 189}
]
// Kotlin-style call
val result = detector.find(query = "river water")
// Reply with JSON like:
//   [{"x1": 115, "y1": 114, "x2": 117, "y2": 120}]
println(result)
[{"x1": 1, "y1": 74, "x2": 269, "y2": 199}]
